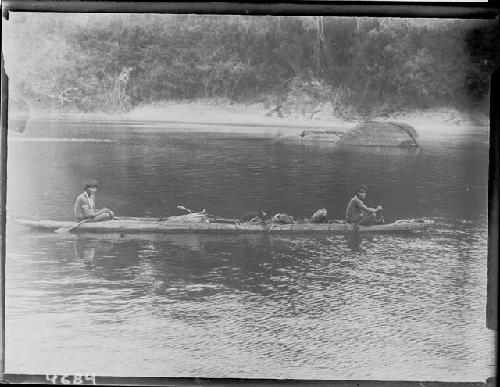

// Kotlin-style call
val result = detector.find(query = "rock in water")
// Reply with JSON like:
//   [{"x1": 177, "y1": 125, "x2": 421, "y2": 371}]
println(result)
[{"x1": 338, "y1": 121, "x2": 419, "y2": 147}]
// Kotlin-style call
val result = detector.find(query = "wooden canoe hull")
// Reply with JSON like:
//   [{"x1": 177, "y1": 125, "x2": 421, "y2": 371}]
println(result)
[{"x1": 13, "y1": 218, "x2": 433, "y2": 234}]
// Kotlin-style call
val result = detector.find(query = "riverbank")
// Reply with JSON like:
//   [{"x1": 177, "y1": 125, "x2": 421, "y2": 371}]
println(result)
[{"x1": 9, "y1": 99, "x2": 489, "y2": 139}]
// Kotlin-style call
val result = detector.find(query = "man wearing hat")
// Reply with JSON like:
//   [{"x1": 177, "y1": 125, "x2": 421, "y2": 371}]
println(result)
[
  {"x1": 74, "y1": 179, "x2": 115, "y2": 222},
  {"x1": 345, "y1": 185, "x2": 383, "y2": 226}
]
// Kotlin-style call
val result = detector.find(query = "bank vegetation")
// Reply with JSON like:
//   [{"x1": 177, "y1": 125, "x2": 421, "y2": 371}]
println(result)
[{"x1": 4, "y1": 14, "x2": 499, "y2": 121}]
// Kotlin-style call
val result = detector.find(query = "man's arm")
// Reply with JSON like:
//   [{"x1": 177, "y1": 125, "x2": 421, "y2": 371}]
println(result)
[
  {"x1": 81, "y1": 204, "x2": 96, "y2": 218},
  {"x1": 358, "y1": 201, "x2": 382, "y2": 214}
]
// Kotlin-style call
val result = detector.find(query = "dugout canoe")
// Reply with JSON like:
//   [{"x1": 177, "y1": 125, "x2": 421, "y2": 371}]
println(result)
[{"x1": 14, "y1": 217, "x2": 433, "y2": 234}]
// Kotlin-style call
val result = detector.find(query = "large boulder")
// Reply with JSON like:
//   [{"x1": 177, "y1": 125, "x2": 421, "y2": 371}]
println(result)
[
  {"x1": 274, "y1": 121, "x2": 420, "y2": 147},
  {"x1": 338, "y1": 121, "x2": 419, "y2": 147}
]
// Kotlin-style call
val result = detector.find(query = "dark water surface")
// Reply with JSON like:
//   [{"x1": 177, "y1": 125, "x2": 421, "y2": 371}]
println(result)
[{"x1": 5, "y1": 121, "x2": 494, "y2": 380}]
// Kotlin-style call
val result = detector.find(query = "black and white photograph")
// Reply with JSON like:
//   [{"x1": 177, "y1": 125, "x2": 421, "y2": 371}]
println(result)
[{"x1": 1, "y1": 8, "x2": 497, "y2": 383}]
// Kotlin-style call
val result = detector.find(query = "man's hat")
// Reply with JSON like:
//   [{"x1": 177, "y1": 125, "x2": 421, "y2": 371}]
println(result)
[
  {"x1": 357, "y1": 184, "x2": 368, "y2": 193},
  {"x1": 84, "y1": 179, "x2": 98, "y2": 189}
]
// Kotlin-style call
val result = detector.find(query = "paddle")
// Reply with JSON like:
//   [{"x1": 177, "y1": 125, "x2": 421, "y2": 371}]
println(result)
[
  {"x1": 55, "y1": 216, "x2": 95, "y2": 233},
  {"x1": 55, "y1": 208, "x2": 111, "y2": 233}
]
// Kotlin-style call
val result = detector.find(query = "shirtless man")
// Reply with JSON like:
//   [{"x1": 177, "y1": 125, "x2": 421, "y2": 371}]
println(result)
[
  {"x1": 74, "y1": 179, "x2": 115, "y2": 222},
  {"x1": 345, "y1": 185, "x2": 383, "y2": 226}
]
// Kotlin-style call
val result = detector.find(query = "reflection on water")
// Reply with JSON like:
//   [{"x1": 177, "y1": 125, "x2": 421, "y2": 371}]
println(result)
[
  {"x1": 5, "y1": 223, "x2": 493, "y2": 380},
  {"x1": 5, "y1": 122, "x2": 493, "y2": 380}
]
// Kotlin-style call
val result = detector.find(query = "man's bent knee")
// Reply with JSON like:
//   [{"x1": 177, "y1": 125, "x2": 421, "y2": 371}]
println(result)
[
  {"x1": 357, "y1": 214, "x2": 375, "y2": 226},
  {"x1": 90, "y1": 213, "x2": 112, "y2": 222}
]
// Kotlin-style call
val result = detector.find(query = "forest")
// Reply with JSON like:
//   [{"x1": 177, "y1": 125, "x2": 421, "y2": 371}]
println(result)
[{"x1": 3, "y1": 13, "x2": 499, "y2": 119}]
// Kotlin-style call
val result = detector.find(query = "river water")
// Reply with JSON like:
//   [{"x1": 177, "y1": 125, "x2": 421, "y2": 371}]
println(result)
[{"x1": 4, "y1": 120, "x2": 495, "y2": 381}]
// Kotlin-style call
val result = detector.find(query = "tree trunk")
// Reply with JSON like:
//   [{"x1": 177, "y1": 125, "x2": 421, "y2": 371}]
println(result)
[{"x1": 314, "y1": 16, "x2": 326, "y2": 78}]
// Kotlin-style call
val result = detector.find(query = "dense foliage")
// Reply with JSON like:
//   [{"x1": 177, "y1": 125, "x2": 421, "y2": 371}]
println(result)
[{"x1": 4, "y1": 14, "x2": 499, "y2": 118}]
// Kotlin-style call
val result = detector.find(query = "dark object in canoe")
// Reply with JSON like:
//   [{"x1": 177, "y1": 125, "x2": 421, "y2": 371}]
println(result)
[
  {"x1": 271, "y1": 213, "x2": 294, "y2": 224},
  {"x1": 239, "y1": 210, "x2": 271, "y2": 223},
  {"x1": 14, "y1": 217, "x2": 434, "y2": 234},
  {"x1": 311, "y1": 208, "x2": 328, "y2": 223}
]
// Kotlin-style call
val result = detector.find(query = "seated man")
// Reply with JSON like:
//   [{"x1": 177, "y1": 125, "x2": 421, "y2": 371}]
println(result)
[
  {"x1": 74, "y1": 179, "x2": 115, "y2": 222},
  {"x1": 345, "y1": 185, "x2": 383, "y2": 226}
]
